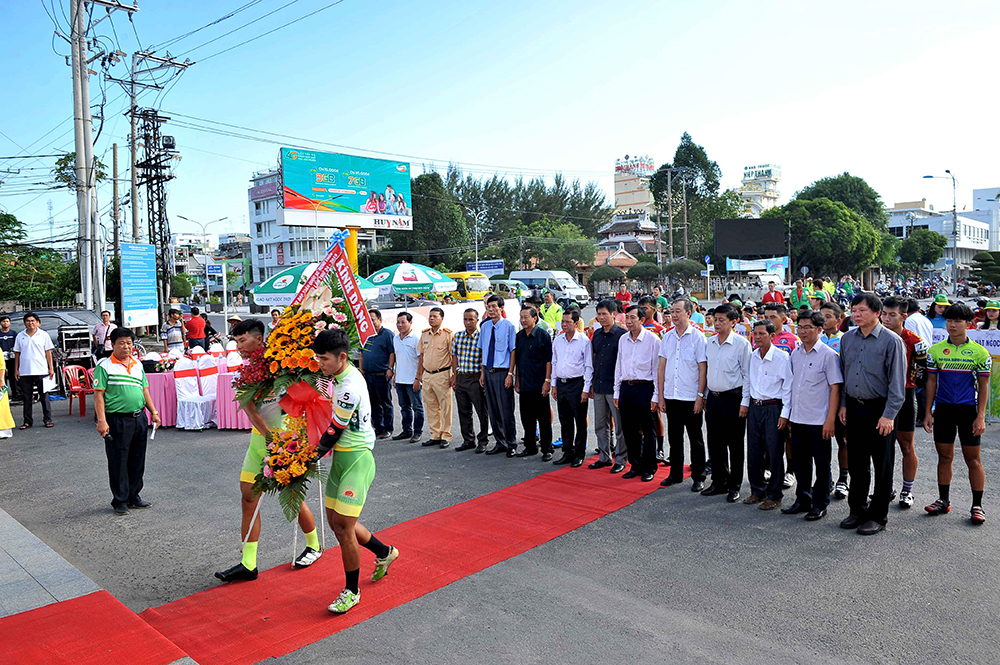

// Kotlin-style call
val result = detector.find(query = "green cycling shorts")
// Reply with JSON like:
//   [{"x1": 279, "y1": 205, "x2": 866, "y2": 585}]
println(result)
[{"x1": 324, "y1": 448, "x2": 375, "y2": 517}]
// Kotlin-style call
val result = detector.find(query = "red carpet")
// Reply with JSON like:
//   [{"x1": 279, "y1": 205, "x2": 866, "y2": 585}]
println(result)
[
  {"x1": 140, "y1": 460, "x2": 689, "y2": 664},
  {"x1": 1, "y1": 590, "x2": 187, "y2": 665}
]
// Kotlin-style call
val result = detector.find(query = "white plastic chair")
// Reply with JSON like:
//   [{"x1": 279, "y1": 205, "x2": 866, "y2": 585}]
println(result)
[
  {"x1": 225, "y1": 340, "x2": 238, "y2": 352},
  {"x1": 174, "y1": 357, "x2": 216, "y2": 429},
  {"x1": 197, "y1": 354, "x2": 219, "y2": 398},
  {"x1": 189, "y1": 345, "x2": 207, "y2": 361},
  {"x1": 142, "y1": 352, "x2": 161, "y2": 362},
  {"x1": 208, "y1": 342, "x2": 225, "y2": 358},
  {"x1": 168, "y1": 347, "x2": 185, "y2": 360},
  {"x1": 226, "y1": 351, "x2": 243, "y2": 372}
]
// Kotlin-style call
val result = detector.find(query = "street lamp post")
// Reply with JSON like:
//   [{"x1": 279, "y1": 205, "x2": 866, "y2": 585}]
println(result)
[
  {"x1": 177, "y1": 215, "x2": 228, "y2": 303},
  {"x1": 923, "y1": 171, "x2": 958, "y2": 295}
]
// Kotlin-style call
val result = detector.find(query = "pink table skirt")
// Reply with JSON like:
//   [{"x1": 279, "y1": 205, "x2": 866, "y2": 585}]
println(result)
[
  {"x1": 146, "y1": 372, "x2": 177, "y2": 427},
  {"x1": 216, "y1": 372, "x2": 252, "y2": 430}
]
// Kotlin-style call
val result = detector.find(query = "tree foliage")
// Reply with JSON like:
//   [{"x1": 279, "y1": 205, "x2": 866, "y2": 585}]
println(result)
[
  {"x1": 662, "y1": 259, "x2": 704, "y2": 281},
  {"x1": 627, "y1": 262, "x2": 661, "y2": 282},
  {"x1": 52, "y1": 152, "x2": 108, "y2": 189},
  {"x1": 590, "y1": 265, "x2": 625, "y2": 284},
  {"x1": 793, "y1": 172, "x2": 888, "y2": 230},
  {"x1": 765, "y1": 198, "x2": 884, "y2": 277},
  {"x1": 971, "y1": 252, "x2": 1000, "y2": 286},
  {"x1": 898, "y1": 229, "x2": 947, "y2": 272},
  {"x1": 171, "y1": 273, "x2": 193, "y2": 298},
  {"x1": 387, "y1": 172, "x2": 469, "y2": 257},
  {"x1": 0, "y1": 212, "x2": 77, "y2": 302}
]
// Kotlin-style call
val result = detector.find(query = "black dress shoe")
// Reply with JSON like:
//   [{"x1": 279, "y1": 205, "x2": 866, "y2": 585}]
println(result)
[
  {"x1": 589, "y1": 460, "x2": 612, "y2": 469},
  {"x1": 485, "y1": 445, "x2": 507, "y2": 455},
  {"x1": 422, "y1": 439, "x2": 440, "y2": 447},
  {"x1": 840, "y1": 513, "x2": 863, "y2": 529},
  {"x1": 455, "y1": 442, "x2": 476, "y2": 451},
  {"x1": 128, "y1": 498, "x2": 152, "y2": 509},
  {"x1": 781, "y1": 500, "x2": 812, "y2": 515},
  {"x1": 641, "y1": 473, "x2": 655, "y2": 482},
  {"x1": 610, "y1": 463, "x2": 626, "y2": 474},
  {"x1": 857, "y1": 519, "x2": 885, "y2": 535},
  {"x1": 726, "y1": 491, "x2": 741, "y2": 503},
  {"x1": 439, "y1": 440, "x2": 450, "y2": 449},
  {"x1": 700, "y1": 484, "x2": 727, "y2": 496},
  {"x1": 113, "y1": 505, "x2": 128, "y2": 516},
  {"x1": 691, "y1": 480, "x2": 705, "y2": 492},
  {"x1": 516, "y1": 449, "x2": 538, "y2": 458},
  {"x1": 570, "y1": 458, "x2": 584, "y2": 468},
  {"x1": 475, "y1": 444, "x2": 487, "y2": 453},
  {"x1": 541, "y1": 452, "x2": 554, "y2": 462},
  {"x1": 506, "y1": 447, "x2": 517, "y2": 458},
  {"x1": 552, "y1": 455, "x2": 573, "y2": 465},
  {"x1": 392, "y1": 432, "x2": 413, "y2": 441},
  {"x1": 622, "y1": 469, "x2": 640, "y2": 479},
  {"x1": 214, "y1": 563, "x2": 259, "y2": 583},
  {"x1": 805, "y1": 508, "x2": 827, "y2": 521},
  {"x1": 660, "y1": 476, "x2": 682, "y2": 487}
]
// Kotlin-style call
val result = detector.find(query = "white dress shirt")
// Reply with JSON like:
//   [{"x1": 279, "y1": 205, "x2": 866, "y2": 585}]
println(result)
[
  {"x1": 551, "y1": 331, "x2": 593, "y2": 393},
  {"x1": 705, "y1": 331, "x2": 751, "y2": 393},
  {"x1": 744, "y1": 343, "x2": 793, "y2": 419},
  {"x1": 904, "y1": 311, "x2": 933, "y2": 345},
  {"x1": 658, "y1": 324, "x2": 707, "y2": 402},
  {"x1": 614, "y1": 327, "x2": 661, "y2": 401}
]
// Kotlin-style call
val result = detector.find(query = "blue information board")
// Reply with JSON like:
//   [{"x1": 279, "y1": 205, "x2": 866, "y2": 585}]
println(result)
[
  {"x1": 466, "y1": 259, "x2": 505, "y2": 276},
  {"x1": 120, "y1": 243, "x2": 159, "y2": 327}
]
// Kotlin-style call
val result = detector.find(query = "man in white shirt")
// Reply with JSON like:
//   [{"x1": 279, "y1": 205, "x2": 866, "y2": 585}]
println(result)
[
  {"x1": 703, "y1": 303, "x2": 752, "y2": 502},
  {"x1": 551, "y1": 309, "x2": 593, "y2": 467},
  {"x1": 13, "y1": 312, "x2": 55, "y2": 429},
  {"x1": 614, "y1": 304, "x2": 661, "y2": 481},
  {"x1": 657, "y1": 298, "x2": 708, "y2": 490},
  {"x1": 92, "y1": 310, "x2": 117, "y2": 359},
  {"x1": 392, "y1": 312, "x2": 423, "y2": 443},
  {"x1": 743, "y1": 319, "x2": 793, "y2": 510}
]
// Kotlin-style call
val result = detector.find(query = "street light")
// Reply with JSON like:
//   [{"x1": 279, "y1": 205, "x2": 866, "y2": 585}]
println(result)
[
  {"x1": 459, "y1": 203, "x2": 487, "y2": 269},
  {"x1": 923, "y1": 171, "x2": 958, "y2": 295},
  {"x1": 177, "y1": 215, "x2": 228, "y2": 297}
]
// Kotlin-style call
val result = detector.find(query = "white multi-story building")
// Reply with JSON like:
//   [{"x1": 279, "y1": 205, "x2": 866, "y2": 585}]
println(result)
[
  {"x1": 739, "y1": 164, "x2": 781, "y2": 217},
  {"x1": 172, "y1": 232, "x2": 216, "y2": 252},
  {"x1": 887, "y1": 199, "x2": 990, "y2": 277},
  {"x1": 968, "y1": 187, "x2": 1000, "y2": 251},
  {"x1": 248, "y1": 168, "x2": 380, "y2": 286}
]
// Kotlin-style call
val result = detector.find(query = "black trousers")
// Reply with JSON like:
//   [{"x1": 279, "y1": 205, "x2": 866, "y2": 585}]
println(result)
[
  {"x1": 455, "y1": 373, "x2": 489, "y2": 447},
  {"x1": 790, "y1": 423, "x2": 832, "y2": 509},
  {"x1": 4, "y1": 358, "x2": 18, "y2": 399},
  {"x1": 555, "y1": 377, "x2": 588, "y2": 459},
  {"x1": 619, "y1": 381, "x2": 656, "y2": 474},
  {"x1": 846, "y1": 396, "x2": 895, "y2": 525},
  {"x1": 19, "y1": 375, "x2": 51, "y2": 426},
  {"x1": 747, "y1": 402, "x2": 784, "y2": 501},
  {"x1": 365, "y1": 372, "x2": 394, "y2": 435},
  {"x1": 664, "y1": 399, "x2": 706, "y2": 481},
  {"x1": 106, "y1": 411, "x2": 148, "y2": 509},
  {"x1": 519, "y1": 389, "x2": 553, "y2": 453},
  {"x1": 706, "y1": 388, "x2": 745, "y2": 492}
]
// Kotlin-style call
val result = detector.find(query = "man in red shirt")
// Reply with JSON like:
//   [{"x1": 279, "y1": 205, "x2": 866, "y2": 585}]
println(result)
[
  {"x1": 881, "y1": 296, "x2": 927, "y2": 508},
  {"x1": 186, "y1": 306, "x2": 207, "y2": 350},
  {"x1": 762, "y1": 281, "x2": 785, "y2": 305},
  {"x1": 615, "y1": 283, "x2": 632, "y2": 304}
]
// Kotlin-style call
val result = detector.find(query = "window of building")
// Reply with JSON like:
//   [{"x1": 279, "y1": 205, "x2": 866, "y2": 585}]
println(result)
[
  {"x1": 259, "y1": 268, "x2": 265, "y2": 281},
  {"x1": 255, "y1": 201, "x2": 262, "y2": 215}
]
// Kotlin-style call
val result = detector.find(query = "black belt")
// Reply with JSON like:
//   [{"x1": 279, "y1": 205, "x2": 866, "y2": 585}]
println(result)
[
  {"x1": 709, "y1": 387, "x2": 743, "y2": 398},
  {"x1": 625, "y1": 379, "x2": 653, "y2": 386},
  {"x1": 487, "y1": 367, "x2": 509, "y2": 373},
  {"x1": 107, "y1": 409, "x2": 145, "y2": 418},
  {"x1": 457, "y1": 371, "x2": 479, "y2": 377},
  {"x1": 557, "y1": 376, "x2": 583, "y2": 384},
  {"x1": 848, "y1": 395, "x2": 886, "y2": 406},
  {"x1": 751, "y1": 398, "x2": 782, "y2": 407},
  {"x1": 425, "y1": 366, "x2": 451, "y2": 375}
]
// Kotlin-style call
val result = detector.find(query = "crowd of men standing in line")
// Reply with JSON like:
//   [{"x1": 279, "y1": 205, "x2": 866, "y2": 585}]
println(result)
[{"x1": 356, "y1": 289, "x2": 992, "y2": 533}]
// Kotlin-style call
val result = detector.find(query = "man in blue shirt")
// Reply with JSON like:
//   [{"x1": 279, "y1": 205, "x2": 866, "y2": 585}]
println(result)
[
  {"x1": 479, "y1": 295, "x2": 517, "y2": 456},
  {"x1": 359, "y1": 309, "x2": 396, "y2": 440}
]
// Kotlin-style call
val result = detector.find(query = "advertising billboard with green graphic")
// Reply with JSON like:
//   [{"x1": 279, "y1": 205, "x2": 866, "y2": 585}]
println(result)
[{"x1": 278, "y1": 148, "x2": 413, "y2": 231}]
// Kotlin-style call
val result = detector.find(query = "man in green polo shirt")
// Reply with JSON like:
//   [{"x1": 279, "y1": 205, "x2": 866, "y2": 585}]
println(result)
[{"x1": 94, "y1": 327, "x2": 161, "y2": 516}]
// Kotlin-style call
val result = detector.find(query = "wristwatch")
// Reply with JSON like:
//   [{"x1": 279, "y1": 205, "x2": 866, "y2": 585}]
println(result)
[{"x1": 697, "y1": 392, "x2": 705, "y2": 398}]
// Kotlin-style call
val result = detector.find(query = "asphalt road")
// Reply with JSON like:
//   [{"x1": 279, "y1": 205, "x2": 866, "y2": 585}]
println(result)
[{"x1": 1, "y1": 384, "x2": 998, "y2": 664}]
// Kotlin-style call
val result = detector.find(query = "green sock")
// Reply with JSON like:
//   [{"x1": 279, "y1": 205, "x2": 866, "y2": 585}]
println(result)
[
  {"x1": 242, "y1": 541, "x2": 258, "y2": 570},
  {"x1": 304, "y1": 528, "x2": 319, "y2": 551}
]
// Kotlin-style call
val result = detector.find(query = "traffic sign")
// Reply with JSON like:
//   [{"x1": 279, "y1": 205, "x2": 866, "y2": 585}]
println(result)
[
  {"x1": 704, "y1": 254, "x2": 711, "y2": 265},
  {"x1": 944, "y1": 258, "x2": 955, "y2": 266},
  {"x1": 700, "y1": 270, "x2": 710, "y2": 277},
  {"x1": 800, "y1": 266, "x2": 809, "y2": 276},
  {"x1": 207, "y1": 264, "x2": 224, "y2": 275},
  {"x1": 706, "y1": 264, "x2": 714, "y2": 271}
]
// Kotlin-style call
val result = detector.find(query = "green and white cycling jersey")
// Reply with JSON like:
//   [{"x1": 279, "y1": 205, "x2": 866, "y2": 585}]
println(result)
[{"x1": 328, "y1": 364, "x2": 376, "y2": 452}]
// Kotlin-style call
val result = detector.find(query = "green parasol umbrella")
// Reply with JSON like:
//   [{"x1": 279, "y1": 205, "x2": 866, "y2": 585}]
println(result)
[
  {"x1": 253, "y1": 263, "x2": 378, "y2": 307},
  {"x1": 367, "y1": 262, "x2": 457, "y2": 295}
]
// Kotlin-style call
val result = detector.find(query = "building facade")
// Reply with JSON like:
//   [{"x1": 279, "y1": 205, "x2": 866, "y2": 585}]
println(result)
[
  {"x1": 887, "y1": 199, "x2": 989, "y2": 277},
  {"x1": 247, "y1": 168, "x2": 379, "y2": 286},
  {"x1": 739, "y1": 164, "x2": 781, "y2": 217}
]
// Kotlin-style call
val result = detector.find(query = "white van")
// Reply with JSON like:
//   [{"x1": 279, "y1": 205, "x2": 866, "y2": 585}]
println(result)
[{"x1": 509, "y1": 270, "x2": 590, "y2": 308}]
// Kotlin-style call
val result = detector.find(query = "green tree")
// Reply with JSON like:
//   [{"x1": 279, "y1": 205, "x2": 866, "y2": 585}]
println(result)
[
  {"x1": 793, "y1": 172, "x2": 888, "y2": 230},
  {"x1": 509, "y1": 216, "x2": 595, "y2": 271},
  {"x1": 52, "y1": 152, "x2": 108, "y2": 189},
  {"x1": 766, "y1": 198, "x2": 883, "y2": 277},
  {"x1": 662, "y1": 259, "x2": 703, "y2": 282},
  {"x1": 0, "y1": 212, "x2": 28, "y2": 245},
  {"x1": 627, "y1": 262, "x2": 661, "y2": 284},
  {"x1": 590, "y1": 265, "x2": 625, "y2": 285},
  {"x1": 171, "y1": 273, "x2": 193, "y2": 298},
  {"x1": 388, "y1": 172, "x2": 469, "y2": 257},
  {"x1": 971, "y1": 252, "x2": 1000, "y2": 286},
  {"x1": 898, "y1": 229, "x2": 948, "y2": 273}
]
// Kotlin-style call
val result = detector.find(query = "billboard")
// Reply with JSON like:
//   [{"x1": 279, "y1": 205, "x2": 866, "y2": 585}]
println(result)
[
  {"x1": 714, "y1": 218, "x2": 786, "y2": 257},
  {"x1": 120, "y1": 243, "x2": 159, "y2": 327},
  {"x1": 615, "y1": 155, "x2": 655, "y2": 178},
  {"x1": 278, "y1": 148, "x2": 413, "y2": 231}
]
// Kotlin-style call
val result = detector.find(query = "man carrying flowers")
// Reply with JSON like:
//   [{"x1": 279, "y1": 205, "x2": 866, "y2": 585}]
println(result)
[
  {"x1": 214, "y1": 318, "x2": 323, "y2": 583},
  {"x1": 313, "y1": 327, "x2": 399, "y2": 614}
]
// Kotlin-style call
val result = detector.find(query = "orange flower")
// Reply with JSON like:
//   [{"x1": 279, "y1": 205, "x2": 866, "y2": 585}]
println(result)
[
  {"x1": 269, "y1": 361, "x2": 279, "y2": 373},
  {"x1": 308, "y1": 359, "x2": 320, "y2": 372}
]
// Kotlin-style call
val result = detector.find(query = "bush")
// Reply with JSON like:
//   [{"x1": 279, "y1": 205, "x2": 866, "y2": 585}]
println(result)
[{"x1": 590, "y1": 265, "x2": 626, "y2": 284}]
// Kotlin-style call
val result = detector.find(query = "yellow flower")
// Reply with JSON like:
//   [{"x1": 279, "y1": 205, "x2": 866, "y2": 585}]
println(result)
[
  {"x1": 289, "y1": 461, "x2": 306, "y2": 477},
  {"x1": 274, "y1": 469, "x2": 291, "y2": 485}
]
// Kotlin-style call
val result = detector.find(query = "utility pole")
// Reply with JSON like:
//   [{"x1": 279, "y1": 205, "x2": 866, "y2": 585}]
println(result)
[
  {"x1": 519, "y1": 235, "x2": 524, "y2": 271},
  {"x1": 666, "y1": 176, "x2": 674, "y2": 263},
  {"x1": 682, "y1": 180, "x2": 688, "y2": 259},
  {"x1": 112, "y1": 142, "x2": 120, "y2": 255},
  {"x1": 130, "y1": 52, "x2": 139, "y2": 242}
]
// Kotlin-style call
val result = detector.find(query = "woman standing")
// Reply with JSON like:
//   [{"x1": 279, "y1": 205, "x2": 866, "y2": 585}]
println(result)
[
  {"x1": 980, "y1": 300, "x2": 1000, "y2": 330},
  {"x1": 928, "y1": 294, "x2": 950, "y2": 329}
]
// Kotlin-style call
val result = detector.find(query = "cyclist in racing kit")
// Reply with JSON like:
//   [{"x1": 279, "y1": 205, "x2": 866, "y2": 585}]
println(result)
[
  {"x1": 313, "y1": 327, "x2": 399, "y2": 614},
  {"x1": 923, "y1": 304, "x2": 991, "y2": 525}
]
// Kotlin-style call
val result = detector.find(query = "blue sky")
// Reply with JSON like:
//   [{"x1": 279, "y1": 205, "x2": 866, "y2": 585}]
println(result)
[{"x1": 2, "y1": 0, "x2": 999, "y2": 243}]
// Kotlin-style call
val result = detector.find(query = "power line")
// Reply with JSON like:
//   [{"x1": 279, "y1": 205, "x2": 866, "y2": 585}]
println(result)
[
  {"x1": 176, "y1": 0, "x2": 304, "y2": 57},
  {"x1": 148, "y1": 0, "x2": 265, "y2": 52}
]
